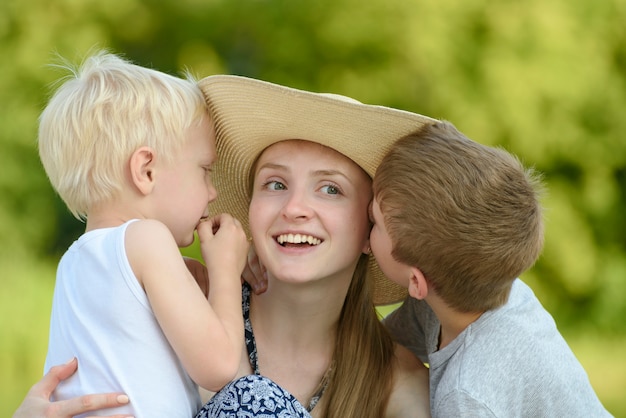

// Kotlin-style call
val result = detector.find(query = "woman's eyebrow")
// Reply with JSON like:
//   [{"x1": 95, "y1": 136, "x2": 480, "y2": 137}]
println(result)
[
  {"x1": 256, "y1": 162, "x2": 289, "y2": 172},
  {"x1": 256, "y1": 165, "x2": 353, "y2": 184},
  {"x1": 313, "y1": 169, "x2": 349, "y2": 179},
  {"x1": 313, "y1": 169, "x2": 359, "y2": 188}
]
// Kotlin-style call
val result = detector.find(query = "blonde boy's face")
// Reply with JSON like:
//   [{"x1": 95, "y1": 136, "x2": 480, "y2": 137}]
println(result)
[
  {"x1": 153, "y1": 115, "x2": 218, "y2": 247},
  {"x1": 369, "y1": 197, "x2": 412, "y2": 288}
]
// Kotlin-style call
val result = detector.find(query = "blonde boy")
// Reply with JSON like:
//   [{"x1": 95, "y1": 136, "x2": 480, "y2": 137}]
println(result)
[
  {"x1": 373, "y1": 121, "x2": 611, "y2": 417},
  {"x1": 39, "y1": 51, "x2": 248, "y2": 417}
]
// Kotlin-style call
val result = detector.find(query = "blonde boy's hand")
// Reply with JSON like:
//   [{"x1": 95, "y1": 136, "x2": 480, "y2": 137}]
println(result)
[{"x1": 196, "y1": 213, "x2": 249, "y2": 281}]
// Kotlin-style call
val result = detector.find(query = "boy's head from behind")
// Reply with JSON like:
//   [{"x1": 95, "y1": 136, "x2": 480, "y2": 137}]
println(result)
[
  {"x1": 373, "y1": 121, "x2": 544, "y2": 313},
  {"x1": 38, "y1": 50, "x2": 208, "y2": 220}
]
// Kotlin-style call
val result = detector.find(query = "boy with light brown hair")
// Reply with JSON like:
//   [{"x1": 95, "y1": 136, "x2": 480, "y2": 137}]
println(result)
[{"x1": 373, "y1": 121, "x2": 611, "y2": 417}]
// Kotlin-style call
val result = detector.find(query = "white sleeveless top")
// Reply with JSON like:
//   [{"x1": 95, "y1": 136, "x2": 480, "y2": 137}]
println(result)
[{"x1": 44, "y1": 220, "x2": 201, "y2": 418}]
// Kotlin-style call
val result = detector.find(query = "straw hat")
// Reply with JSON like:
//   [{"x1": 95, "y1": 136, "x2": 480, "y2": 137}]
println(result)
[{"x1": 198, "y1": 75, "x2": 436, "y2": 305}]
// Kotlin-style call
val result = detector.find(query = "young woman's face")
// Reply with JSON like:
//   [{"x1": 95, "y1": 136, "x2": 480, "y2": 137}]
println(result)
[{"x1": 249, "y1": 140, "x2": 372, "y2": 286}]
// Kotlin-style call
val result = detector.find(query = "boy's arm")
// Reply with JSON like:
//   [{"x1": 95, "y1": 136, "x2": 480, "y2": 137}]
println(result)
[
  {"x1": 383, "y1": 297, "x2": 431, "y2": 362},
  {"x1": 127, "y1": 217, "x2": 247, "y2": 392}
]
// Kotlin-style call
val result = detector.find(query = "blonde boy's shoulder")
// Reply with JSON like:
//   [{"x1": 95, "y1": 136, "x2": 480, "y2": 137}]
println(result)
[{"x1": 386, "y1": 343, "x2": 431, "y2": 418}]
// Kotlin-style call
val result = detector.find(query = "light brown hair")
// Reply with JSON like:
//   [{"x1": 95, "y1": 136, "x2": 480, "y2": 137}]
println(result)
[
  {"x1": 322, "y1": 254, "x2": 394, "y2": 417},
  {"x1": 374, "y1": 121, "x2": 544, "y2": 312}
]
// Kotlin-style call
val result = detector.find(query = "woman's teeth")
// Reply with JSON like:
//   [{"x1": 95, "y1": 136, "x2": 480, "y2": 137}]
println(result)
[{"x1": 276, "y1": 233, "x2": 321, "y2": 246}]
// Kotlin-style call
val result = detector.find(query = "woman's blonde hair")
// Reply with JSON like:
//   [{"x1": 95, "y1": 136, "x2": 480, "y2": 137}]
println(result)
[{"x1": 38, "y1": 50, "x2": 207, "y2": 220}]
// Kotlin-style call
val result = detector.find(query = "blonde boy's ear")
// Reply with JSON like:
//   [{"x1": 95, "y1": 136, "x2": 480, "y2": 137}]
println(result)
[
  {"x1": 130, "y1": 146, "x2": 156, "y2": 195},
  {"x1": 408, "y1": 267, "x2": 428, "y2": 300}
]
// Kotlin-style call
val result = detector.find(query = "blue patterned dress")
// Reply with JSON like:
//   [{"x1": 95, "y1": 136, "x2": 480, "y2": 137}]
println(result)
[
  {"x1": 195, "y1": 374, "x2": 311, "y2": 418},
  {"x1": 195, "y1": 285, "x2": 326, "y2": 418}
]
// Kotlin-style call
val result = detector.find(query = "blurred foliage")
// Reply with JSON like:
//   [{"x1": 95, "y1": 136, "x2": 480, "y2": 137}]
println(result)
[
  {"x1": 1, "y1": 0, "x2": 625, "y2": 415},
  {"x1": 2, "y1": 0, "x2": 624, "y2": 332}
]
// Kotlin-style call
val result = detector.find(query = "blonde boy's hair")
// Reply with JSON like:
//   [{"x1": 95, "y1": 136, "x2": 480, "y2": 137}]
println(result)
[
  {"x1": 38, "y1": 50, "x2": 207, "y2": 220},
  {"x1": 374, "y1": 121, "x2": 544, "y2": 312}
]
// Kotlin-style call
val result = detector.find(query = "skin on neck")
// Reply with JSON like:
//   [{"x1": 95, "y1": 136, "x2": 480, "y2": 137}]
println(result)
[
  {"x1": 426, "y1": 292, "x2": 483, "y2": 350},
  {"x1": 247, "y1": 271, "x2": 351, "y2": 411},
  {"x1": 249, "y1": 270, "x2": 350, "y2": 361},
  {"x1": 409, "y1": 266, "x2": 483, "y2": 350},
  {"x1": 253, "y1": 278, "x2": 343, "y2": 333},
  {"x1": 84, "y1": 146, "x2": 158, "y2": 232},
  {"x1": 84, "y1": 195, "x2": 145, "y2": 232}
]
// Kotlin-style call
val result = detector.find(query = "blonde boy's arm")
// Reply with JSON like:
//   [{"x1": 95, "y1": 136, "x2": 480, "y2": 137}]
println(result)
[
  {"x1": 127, "y1": 218, "x2": 247, "y2": 392},
  {"x1": 197, "y1": 213, "x2": 249, "y2": 377}
]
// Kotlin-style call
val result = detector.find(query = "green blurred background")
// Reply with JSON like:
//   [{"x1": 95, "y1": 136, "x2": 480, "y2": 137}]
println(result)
[{"x1": 1, "y1": 0, "x2": 625, "y2": 416}]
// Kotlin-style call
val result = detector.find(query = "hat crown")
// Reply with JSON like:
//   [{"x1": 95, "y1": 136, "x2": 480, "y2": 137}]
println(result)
[{"x1": 199, "y1": 74, "x2": 436, "y2": 305}]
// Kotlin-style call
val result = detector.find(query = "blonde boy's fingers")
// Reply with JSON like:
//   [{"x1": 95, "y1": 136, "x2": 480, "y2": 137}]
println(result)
[
  {"x1": 196, "y1": 217, "x2": 216, "y2": 239},
  {"x1": 202, "y1": 213, "x2": 243, "y2": 238}
]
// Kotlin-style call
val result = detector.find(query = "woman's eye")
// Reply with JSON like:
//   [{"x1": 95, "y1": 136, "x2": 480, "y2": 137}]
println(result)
[
  {"x1": 321, "y1": 184, "x2": 340, "y2": 195},
  {"x1": 265, "y1": 180, "x2": 286, "y2": 191}
]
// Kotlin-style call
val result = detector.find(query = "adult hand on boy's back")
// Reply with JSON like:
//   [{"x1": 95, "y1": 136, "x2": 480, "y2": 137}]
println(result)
[{"x1": 12, "y1": 358, "x2": 131, "y2": 418}]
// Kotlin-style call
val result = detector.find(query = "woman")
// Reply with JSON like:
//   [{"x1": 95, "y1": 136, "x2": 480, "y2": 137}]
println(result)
[{"x1": 14, "y1": 75, "x2": 435, "y2": 418}]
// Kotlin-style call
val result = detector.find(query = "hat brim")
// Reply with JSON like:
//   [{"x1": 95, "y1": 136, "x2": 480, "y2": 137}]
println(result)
[{"x1": 198, "y1": 75, "x2": 436, "y2": 305}]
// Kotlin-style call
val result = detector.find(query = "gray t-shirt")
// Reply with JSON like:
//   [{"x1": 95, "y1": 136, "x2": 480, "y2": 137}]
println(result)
[{"x1": 384, "y1": 279, "x2": 612, "y2": 417}]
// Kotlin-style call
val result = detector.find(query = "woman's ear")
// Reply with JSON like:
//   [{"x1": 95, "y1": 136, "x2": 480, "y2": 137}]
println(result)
[
  {"x1": 130, "y1": 146, "x2": 156, "y2": 195},
  {"x1": 408, "y1": 267, "x2": 428, "y2": 300}
]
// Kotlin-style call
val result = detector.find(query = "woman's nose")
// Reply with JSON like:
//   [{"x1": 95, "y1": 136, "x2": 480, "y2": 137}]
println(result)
[{"x1": 281, "y1": 190, "x2": 314, "y2": 220}]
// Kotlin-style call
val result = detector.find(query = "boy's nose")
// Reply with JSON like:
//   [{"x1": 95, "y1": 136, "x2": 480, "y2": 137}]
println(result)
[{"x1": 207, "y1": 182, "x2": 218, "y2": 203}]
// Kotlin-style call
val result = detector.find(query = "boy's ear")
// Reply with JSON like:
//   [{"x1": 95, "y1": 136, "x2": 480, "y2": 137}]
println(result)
[
  {"x1": 408, "y1": 267, "x2": 428, "y2": 300},
  {"x1": 130, "y1": 146, "x2": 156, "y2": 195}
]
